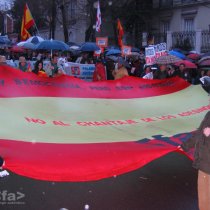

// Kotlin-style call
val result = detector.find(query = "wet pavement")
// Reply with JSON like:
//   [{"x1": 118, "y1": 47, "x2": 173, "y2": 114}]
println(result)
[{"x1": 0, "y1": 152, "x2": 198, "y2": 210}]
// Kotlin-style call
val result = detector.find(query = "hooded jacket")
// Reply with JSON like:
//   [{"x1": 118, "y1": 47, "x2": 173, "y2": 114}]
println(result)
[{"x1": 181, "y1": 111, "x2": 210, "y2": 174}]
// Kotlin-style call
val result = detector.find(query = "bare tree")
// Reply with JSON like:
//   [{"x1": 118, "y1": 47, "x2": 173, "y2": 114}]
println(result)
[{"x1": 57, "y1": 0, "x2": 70, "y2": 42}]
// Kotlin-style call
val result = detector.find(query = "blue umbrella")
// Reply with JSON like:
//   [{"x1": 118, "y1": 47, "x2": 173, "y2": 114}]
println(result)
[
  {"x1": 35, "y1": 39, "x2": 69, "y2": 51},
  {"x1": 22, "y1": 42, "x2": 37, "y2": 50},
  {"x1": 17, "y1": 41, "x2": 37, "y2": 50},
  {"x1": 169, "y1": 50, "x2": 186, "y2": 59},
  {"x1": 26, "y1": 36, "x2": 44, "y2": 44},
  {"x1": 106, "y1": 49, "x2": 121, "y2": 56},
  {"x1": 80, "y1": 42, "x2": 100, "y2": 52},
  {"x1": 0, "y1": 36, "x2": 11, "y2": 46}
]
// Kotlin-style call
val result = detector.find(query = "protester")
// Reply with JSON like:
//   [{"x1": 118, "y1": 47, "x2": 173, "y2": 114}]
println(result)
[
  {"x1": 93, "y1": 60, "x2": 106, "y2": 81},
  {"x1": 177, "y1": 63, "x2": 192, "y2": 82},
  {"x1": 45, "y1": 54, "x2": 64, "y2": 77},
  {"x1": 76, "y1": 52, "x2": 93, "y2": 64},
  {"x1": 142, "y1": 65, "x2": 153, "y2": 79},
  {"x1": 105, "y1": 57, "x2": 115, "y2": 80},
  {"x1": 178, "y1": 111, "x2": 210, "y2": 210},
  {"x1": 167, "y1": 65, "x2": 177, "y2": 78},
  {"x1": 130, "y1": 57, "x2": 144, "y2": 77},
  {"x1": 112, "y1": 57, "x2": 129, "y2": 80},
  {"x1": 153, "y1": 64, "x2": 168, "y2": 79},
  {"x1": 32, "y1": 60, "x2": 47, "y2": 77},
  {"x1": 0, "y1": 56, "x2": 7, "y2": 66},
  {"x1": 18, "y1": 56, "x2": 31, "y2": 72}
]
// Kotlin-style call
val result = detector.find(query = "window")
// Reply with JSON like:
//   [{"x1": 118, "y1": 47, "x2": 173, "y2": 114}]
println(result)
[
  {"x1": 161, "y1": 21, "x2": 170, "y2": 33},
  {"x1": 69, "y1": 0, "x2": 77, "y2": 19},
  {"x1": 184, "y1": 18, "x2": 194, "y2": 31}
]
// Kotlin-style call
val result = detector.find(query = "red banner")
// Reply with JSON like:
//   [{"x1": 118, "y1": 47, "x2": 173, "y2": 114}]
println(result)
[{"x1": 0, "y1": 66, "x2": 205, "y2": 182}]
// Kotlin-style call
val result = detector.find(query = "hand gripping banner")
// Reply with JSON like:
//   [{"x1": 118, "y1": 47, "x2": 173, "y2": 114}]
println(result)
[{"x1": 0, "y1": 66, "x2": 208, "y2": 181}]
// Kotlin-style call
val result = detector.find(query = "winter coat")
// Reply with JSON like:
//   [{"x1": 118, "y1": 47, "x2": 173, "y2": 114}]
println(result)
[{"x1": 181, "y1": 111, "x2": 210, "y2": 174}]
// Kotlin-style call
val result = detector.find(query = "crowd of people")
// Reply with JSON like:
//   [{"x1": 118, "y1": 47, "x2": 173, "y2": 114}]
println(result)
[{"x1": 0, "y1": 48, "x2": 209, "y2": 87}]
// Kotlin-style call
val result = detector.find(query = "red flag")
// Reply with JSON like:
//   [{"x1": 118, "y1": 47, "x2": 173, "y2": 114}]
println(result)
[
  {"x1": 96, "y1": 1, "x2": 101, "y2": 32},
  {"x1": 21, "y1": 4, "x2": 35, "y2": 41},
  {"x1": 117, "y1": 19, "x2": 124, "y2": 47}
]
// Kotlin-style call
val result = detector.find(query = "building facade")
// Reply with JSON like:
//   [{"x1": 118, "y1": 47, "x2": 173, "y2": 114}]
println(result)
[
  {"x1": 152, "y1": 0, "x2": 210, "y2": 52},
  {"x1": 0, "y1": 0, "x2": 15, "y2": 41},
  {"x1": 39, "y1": 0, "x2": 88, "y2": 44}
]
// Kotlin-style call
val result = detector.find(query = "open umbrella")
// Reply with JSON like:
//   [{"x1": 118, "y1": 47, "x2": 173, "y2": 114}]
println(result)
[
  {"x1": 155, "y1": 54, "x2": 182, "y2": 65},
  {"x1": 80, "y1": 42, "x2": 100, "y2": 52},
  {"x1": 0, "y1": 36, "x2": 11, "y2": 47},
  {"x1": 106, "y1": 49, "x2": 121, "y2": 56},
  {"x1": 175, "y1": 60, "x2": 197, "y2": 69},
  {"x1": 187, "y1": 53, "x2": 200, "y2": 60},
  {"x1": 26, "y1": 36, "x2": 44, "y2": 44},
  {"x1": 198, "y1": 56, "x2": 210, "y2": 67},
  {"x1": 169, "y1": 50, "x2": 186, "y2": 59},
  {"x1": 9, "y1": 45, "x2": 25, "y2": 53},
  {"x1": 35, "y1": 39, "x2": 69, "y2": 51},
  {"x1": 17, "y1": 41, "x2": 37, "y2": 50}
]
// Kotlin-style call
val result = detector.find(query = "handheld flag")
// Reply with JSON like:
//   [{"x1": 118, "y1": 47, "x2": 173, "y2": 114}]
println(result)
[
  {"x1": 96, "y1": 1, "x2": 101, "y2": 32},
  {"x1": 117, "y1": 19, "x2": 124, "y2": 47},
  {"x1": 21, "y1": 4, "x2": 35, "y2": 41}
]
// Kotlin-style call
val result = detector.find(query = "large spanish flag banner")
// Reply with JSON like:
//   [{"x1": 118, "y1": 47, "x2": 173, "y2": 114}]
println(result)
[{"x1": 0, "y1": 65, "x2": 209, "y2": 181}]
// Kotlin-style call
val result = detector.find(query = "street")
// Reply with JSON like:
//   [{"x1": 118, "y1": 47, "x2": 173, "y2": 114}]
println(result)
[{"x1": 0, "y1": 152, "x2": 198, "y2": 210}]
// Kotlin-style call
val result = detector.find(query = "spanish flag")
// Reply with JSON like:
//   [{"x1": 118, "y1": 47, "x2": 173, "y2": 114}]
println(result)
[
  {"x1": 117, "y1": 19, "x2": 124, "y2": 48},
  {"x1": 21, "y1": 4, "x2": 35, "y2": 41},
  {"x1": 0, "y1": 65, "x2": 208, "y2": 181}
]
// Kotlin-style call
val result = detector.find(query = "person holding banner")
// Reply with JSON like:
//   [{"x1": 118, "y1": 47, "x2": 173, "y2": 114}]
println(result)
[
  {"x1": 179, "y1": 111, "x2": 210, "y2": 210},
  {"x1": 45, "y1": 54, "x2": 64, "y2": 77},
  {"x1": 18, "y1": 56, "x2": 31, "y2": 72},
  {"x1": 32, "y1": 60, "x2": 47, "y2": 78},
  {"x1": 153, "y1": 64, "x2": 168, "y2": 79},
  {"x1": 0, "y1": 56, "x2": 7, "y2": 66}
]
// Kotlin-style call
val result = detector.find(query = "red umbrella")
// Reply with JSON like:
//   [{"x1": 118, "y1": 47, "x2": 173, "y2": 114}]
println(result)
[
  {"x1": 9, "y1": 45, "x2": 25, "y2": 53},
  {"x1": 175, "y1": 60, "x2": 197, "y2": 69},
  {"x1": 187, "y1": 53, "x2": 200, "y2": 60}
]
